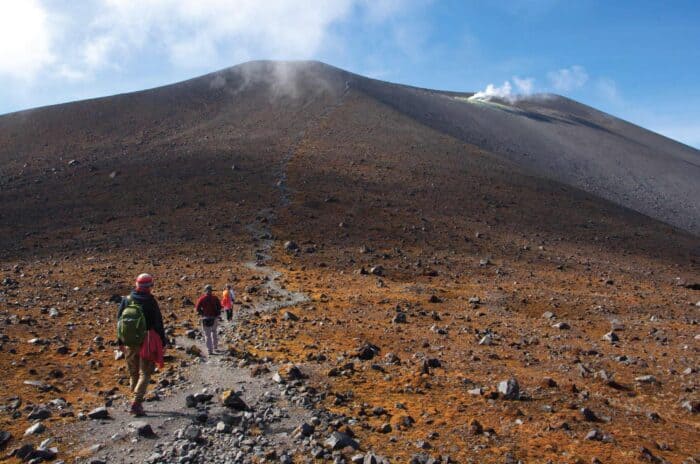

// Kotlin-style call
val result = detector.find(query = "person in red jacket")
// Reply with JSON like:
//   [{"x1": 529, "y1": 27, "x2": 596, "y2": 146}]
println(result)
[
  {"x1": 222, "y1": 284, "x2": 235, "y2": 322},
  {"x1": 195, "y1": 284, "x2": 221, "y2": 355}
]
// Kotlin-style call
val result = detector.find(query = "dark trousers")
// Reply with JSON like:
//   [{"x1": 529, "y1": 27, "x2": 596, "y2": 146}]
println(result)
[{"x1": 225, "y1": 308, "x2": 233, "y2": 321}]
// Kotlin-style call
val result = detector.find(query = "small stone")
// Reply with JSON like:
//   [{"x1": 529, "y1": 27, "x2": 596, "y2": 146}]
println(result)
[
  {"x1": 469, "y1": 419, "x2": 483, "y2": 435},
  {"x1": 542, "y1": 311, "x2": 555, "y2": 319},
  {"x1": 552, "y1": 322, "x2": 570, "y2": 330},
  {"x1": 23, "y1": 380, "x2": 53, "y2": 392},
  {"x1": 193, "y1": 392, "x2": 213, "y2": 403},
  {"x1": 24, "y1": 422, "x2": 45, "y2": 436},
  {"x1": 392, "y1": 312, "x2": 407, "y2": 324},
  {"x1": 541, "y1": 377, "x2": 557, "y2": 388},
  {"x1": 277, "y1": 364, "x2": 305, "y2": 382},
  {"x1": 415, "y1": 440, "x2": 431, "y2": 450},
  {"x1": 129, "y1": 421, "x2": 155, "y2": 437},
  {"x1": 325, "y1": 431, "x2": 359, "y2": 450},
  {"x1": 384, "y1": 353, "x2": 401, "y2": 365},
  {"x1": 602, "y1": 331, "x2": 619, "y2": 342},
  {"x1": 55, "y1": 346, "x2": 69, "y2": 355},
  {"x1": 282, "y1": 311, "x2": 298, "y2": 321},
  {"x1": 221, "y1": 413, "x2": 242, "y2": 426},
  {"x1": 292, "y1": 422, "x2": 315, "y2": 438},
  {"x1": 580, "y1": 407, "x2": 599, "y2": 422},
  {"x1": 635, "y1": 375, "x2": 658, "y2": 384},
  {"x1": 221, "y1": 390, "x2": 249, "y2": 410},
  {"x1": 369, "y1": 266, "x2": 384, "y2": 276},
  {"x1": 0, "y1": 431, "x2": 12, "y2": 449},
  {"x1": 215, "y1": 421, "x2": 231, "y2": 433},
  {"x1": 28, "y1": 408, "x2": 51, "y2": 420},
  {"x1": 377, "y1": 423, "x2": 392, "y2": 433},
  {"x1": 186, "y1": 345, "x2": 202, "y2": 357},
  {"x1": 681, "y1": 400, "x2": 699, "y2": 414},
  {"x1": 182, "y1": 425, "x2": 201, "y2": 441},
  {"x1": 87, "y1": 407, "x2": 110, "y2": 420},
  {"x1": 284, "y1": 241, "x2": 299, "y2": 252},
  {"x1": 585, "y1": 429, "x2": 601, "y2": 441},
  {"x1": 355, "y1": 342, "x2": 380, "y2": 360},
  {"x1": 498, "y1": 378, "x2": 520, "y2": 400}
]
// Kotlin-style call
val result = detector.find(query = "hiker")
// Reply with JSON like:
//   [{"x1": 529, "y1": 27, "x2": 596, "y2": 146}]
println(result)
[
  {"x1": 117, "y1": 273, "x2": 167, "y2": 416},
  {"x1": 195, "y1": 284, "x2": 222, "y2": 354},
  {"x1": 222, "y1": 284, "x2": 236, "y2": 322}
]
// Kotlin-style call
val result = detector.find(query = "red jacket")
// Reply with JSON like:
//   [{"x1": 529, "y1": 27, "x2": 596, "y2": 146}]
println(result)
[
  {"x1": 139, "y1": 329, "x2": 164, "y2": 369},
  {"x1": 196, "y1": 294, "x2": 222, "y2": 318}
]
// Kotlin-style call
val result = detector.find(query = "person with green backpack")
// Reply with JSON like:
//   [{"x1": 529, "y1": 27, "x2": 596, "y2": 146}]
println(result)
[{"x1": 117, "y1": 273, "x2": 167, "y2": 416}]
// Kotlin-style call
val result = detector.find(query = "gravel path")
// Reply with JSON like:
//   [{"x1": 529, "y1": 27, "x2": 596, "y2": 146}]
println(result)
[{"x1": 72, "y1": 213, "x2": 318, "y2": 464}]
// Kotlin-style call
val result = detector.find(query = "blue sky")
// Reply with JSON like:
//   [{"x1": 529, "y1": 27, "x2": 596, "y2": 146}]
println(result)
[{"x1": 1, "y1": 0, "x2": 699, "y2": 147}]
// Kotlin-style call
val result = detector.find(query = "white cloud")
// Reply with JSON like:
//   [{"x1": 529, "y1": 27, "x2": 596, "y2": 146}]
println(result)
[
  {"x1": 596, "y1": 77, "x2": 622, "y2": 104},
  {"x1": 548, "y1": 65, "x2": 588, "y2": 92},
  {"x1": 360, "y1": 0, "x2": 404, "y2": 22},
  {"x1": 513, "y1": 76, "x2": 534, "y2": 95},
  {"x1": 2, "y1": 0, "x2": 400, "y2": 82},
  {"x1": 81, "y1": 0, "x2": 357, "y2": 71},
  {"x1": 0, "y1": 0, "x2": 54, "y2": 79}
]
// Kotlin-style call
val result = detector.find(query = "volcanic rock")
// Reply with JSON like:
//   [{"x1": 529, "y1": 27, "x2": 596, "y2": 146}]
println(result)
[
  {"x1": 498, "y1": 378, "x2": 520, "y2": 400},
  {"x1": 221, "y1": 390, "x2": 249, "y2": 410},
  {"x1": 129, "y1": 421, "x2": 155, "y2": 437},
  {"x1": 87, "y1": 406, "x2": 110, "y2": 420},
  {"x1": 325, "y1": 431, "x2": 359, "y2": 450}
]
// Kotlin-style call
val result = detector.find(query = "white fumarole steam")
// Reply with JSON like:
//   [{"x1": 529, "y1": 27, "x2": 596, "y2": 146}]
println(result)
[{"x1": 469, "y1": 76, "x2": 534, "y2": 104}]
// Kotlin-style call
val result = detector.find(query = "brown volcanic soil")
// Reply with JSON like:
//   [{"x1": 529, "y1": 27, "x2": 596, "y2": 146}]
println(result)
[{"x1": 0, "y1": 61, "x2": 698, "y2": 463}]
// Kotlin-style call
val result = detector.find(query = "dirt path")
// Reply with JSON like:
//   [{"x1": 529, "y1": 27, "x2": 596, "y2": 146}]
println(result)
[{"x1": 72, "y1": 215, "x2": 313, "y2": 464}]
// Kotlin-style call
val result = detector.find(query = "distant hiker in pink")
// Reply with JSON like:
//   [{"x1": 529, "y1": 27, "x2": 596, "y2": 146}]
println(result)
[
  {"x1": 117, "y1": 273, "x2": 167, "y2": 417},
  {"x1": 195, "y1": 284, "x2": 222, "y2": 355},
  {"x1": 222, "y1": 284, "x2": 236, "y2": 322}
]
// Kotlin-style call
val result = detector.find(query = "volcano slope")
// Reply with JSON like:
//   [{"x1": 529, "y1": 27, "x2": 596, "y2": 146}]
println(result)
[{"x1": 0, "y1": 61, "x2": 698, "y2": 463}]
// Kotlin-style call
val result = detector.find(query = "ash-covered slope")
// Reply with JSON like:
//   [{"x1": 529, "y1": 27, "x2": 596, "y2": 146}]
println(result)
[
  {"x1": 0, "y1": 59, "x2": 697, "y2": 256},
  {"x1": 352, "y1": 76, "x2": 700, "y2": 235}
]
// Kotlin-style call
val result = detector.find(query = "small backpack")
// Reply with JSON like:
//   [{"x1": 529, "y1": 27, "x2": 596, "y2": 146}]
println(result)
[{"x1": 117, "y1": 296, "x2": 147, "y2": 347}]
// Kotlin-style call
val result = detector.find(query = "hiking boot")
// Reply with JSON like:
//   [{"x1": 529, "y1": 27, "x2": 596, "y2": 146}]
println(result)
[{"x1": 129, "y1": 401, "x2": 146, "y2": 417}]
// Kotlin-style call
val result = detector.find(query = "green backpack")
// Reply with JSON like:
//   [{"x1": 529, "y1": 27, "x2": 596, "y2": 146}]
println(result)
[{"x1": 117, "y1": 296, "x2": 147, "y2": 347}]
